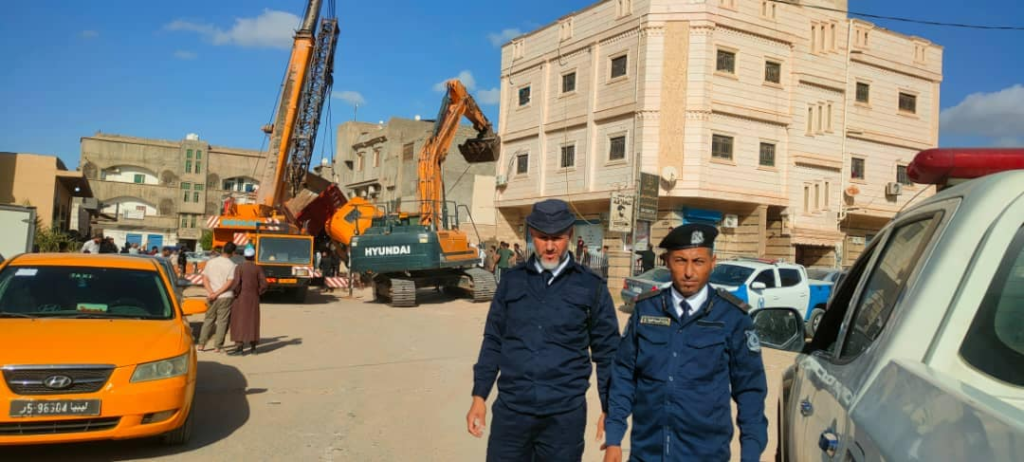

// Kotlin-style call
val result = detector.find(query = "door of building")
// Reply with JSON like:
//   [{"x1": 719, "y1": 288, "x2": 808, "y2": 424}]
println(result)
[
  {"x1": 126, "y1": 234, "x2": 143, "y2": 248},
  {"x1": 146, "y1": 234, "x2": 163, "y2": 252}
]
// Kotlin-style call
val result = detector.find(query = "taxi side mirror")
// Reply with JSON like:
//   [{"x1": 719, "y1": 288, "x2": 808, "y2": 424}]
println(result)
[
  {"x1": 751, "y1": 308, "x2": 805, "y2": 352},
  {"x1": 181, "y1": 298, "x2": 209, "y2": 316},
  {"x1": 751, "y1": 282, "x2": 767, "y2": 291}
]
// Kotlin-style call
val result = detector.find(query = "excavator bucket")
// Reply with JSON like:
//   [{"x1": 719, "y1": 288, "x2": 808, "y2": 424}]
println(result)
[{"x1": 458, "y1": 133, "x2": 500, "y2": 163}]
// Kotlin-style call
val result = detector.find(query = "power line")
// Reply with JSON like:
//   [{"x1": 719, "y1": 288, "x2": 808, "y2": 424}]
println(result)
[{"x1": 770, "y1": 0, "x2": 1024, "y2": 31}]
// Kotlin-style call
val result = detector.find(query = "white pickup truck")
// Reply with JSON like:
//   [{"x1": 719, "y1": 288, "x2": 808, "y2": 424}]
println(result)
[{"x1": 753, "y1": 149, "x2": 1024, "y2": 461}]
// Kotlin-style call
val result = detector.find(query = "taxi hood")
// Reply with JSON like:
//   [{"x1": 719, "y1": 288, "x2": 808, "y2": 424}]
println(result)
[{"x1": 0, "y1": 319, "x2": 189, "y2": 368}]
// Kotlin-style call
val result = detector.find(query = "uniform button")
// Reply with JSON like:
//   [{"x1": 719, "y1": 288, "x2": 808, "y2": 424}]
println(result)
[
  {"x1": 538, "y1": 325, "x2": 543, "y2": 329},
  {"x1": 672, "y1": 352, "x2": 677, "y2": 358},
  {"x1": 668, "y1": 376, "x2": 673, "y2": 382}
]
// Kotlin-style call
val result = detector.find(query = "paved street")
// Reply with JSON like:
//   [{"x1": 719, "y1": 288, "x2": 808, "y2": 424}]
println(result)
[{"x1": 9, "y1": 288, "x2": 794, "y2": 462}]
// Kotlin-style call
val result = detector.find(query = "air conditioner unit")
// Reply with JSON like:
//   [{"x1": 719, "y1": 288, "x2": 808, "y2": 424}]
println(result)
[
  {"x1": 722, "y1": 214, "x2": 739, "y2": 229},
  {"x1": 885, "y1": 182, "x2": 903, "y2": 196},
  {"x1": 495, "y1": 175, "x2": 508, "y2": 187}
]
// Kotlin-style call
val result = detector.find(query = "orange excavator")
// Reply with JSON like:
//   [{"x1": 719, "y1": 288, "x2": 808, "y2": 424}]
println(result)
[
  {"x1": 342, "y1": 79, "x2": 500, "y2": 307},
  {"x1": 208, "y1": 0, "x2": 374, "y2": 302}
]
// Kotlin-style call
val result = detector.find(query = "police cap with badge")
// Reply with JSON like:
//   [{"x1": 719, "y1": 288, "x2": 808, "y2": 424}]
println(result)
[
  {"x1": 659, "y1": 223, "x2": 719, "y2": 251},
  {"x1": 526, "y1": 199, "x2": 576, "y2": 235}
]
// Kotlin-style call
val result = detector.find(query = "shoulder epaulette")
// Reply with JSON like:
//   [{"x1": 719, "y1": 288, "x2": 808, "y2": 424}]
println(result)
[{"x1": 716, "y1": 287, "x2": 751, "y2": 313}]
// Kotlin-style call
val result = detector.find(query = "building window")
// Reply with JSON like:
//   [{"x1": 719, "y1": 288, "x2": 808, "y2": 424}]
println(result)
[
  {"x1": 761, "y1": 1, "x2": 777, "y2": 19},
  {"x1": 764, "y1": 61, "x2": 781, "y2": 84},
  {"x1": 185, "y1": 161, "x2": 193, "y2": 174},
  {"x1": 720, "y1": 0, "x2": 736, "y2": 9},
  {"x1": 817, "y1": 103, "x2": 824, "y2": 133},
  {"x1": 186, "y1": 149, "x2": 193, "y2": 159},
  {"x1": 616, "y1": 0, "x2": 633, "y2": 18},
  {"x1": 830, "y1": 23, "x2": 837, "y2": 51},
  {"x1": 827, "y1": 102, "x2": 834, "y2": 132},
  {"x1": 194, "y1": 184, "x2": 203, "y2": 191},
  {"x1": 193, "y1": 192, "x2": 199, "y2": 203},
  {"x1": 357, "y1": 153, "x2": 364, "y2": 171},
  {"x1": 897, "y1": 165, "x2": 912, "y2": 185},
  {"x1": 814, "y1": 183, "x2": 821, "y2": 210},
  {"x1": 806, "y1": 106, "x2": 814, "y2": 135},
  {"x1": 803, "y1": 185, "x2": 810, "y2": 213},
  {"x1": 560, "y1": 144, "x2": 575, "y2": 168},
  {"x1": 183, "y1": 191, "x2": 190, "y2": 202},
  {"x1": 190, "y1": 214, "x2": 197, "y2": 228},
  {"x1": 711, "y1": 134, "x2": 734, "y2": 160},
  {"x1": 759, "y1": 142, "x2": 776, "y2": 167},
  {"x1": 133, "y1": 174, "x2": 145, "y2": 184},
  {"x1": 856, "y1": 82, "x2": 870, "y2": 103},
  {"x1": 195, "y1": 161, "x2": 201, "y2": 174},
  {"x1": 516, "y1": 154, "x2": 529, "y2": 174},
  {"x1": 403, "y1": 142, "x2": 415, "y2": 161},
  {"x1": 716, "y1": 50, "x2": 736, "y2": 74},
  {"x1": 181, "y1": 215, "x2": 188, "y2": 228},
  {"x1": 373, "y1": 149, "x2": 380, "y2": 167},
  {"x1": 196, "y1": 150, "x2": 202, "y2": 160},
  {"x1": 609, "y1": 135, "x2": 627, "y2": 161},
  {"x1": 562, "y1": 72, "x2": 576, "y2": 93},
  {"x1": 852, "y1": 157, "x2": 866, "y2": 180},
  {"x1": 824, "y1": 181, "x2": 831, "y2": 209},
  {"x1": 611, "y1": 55, "x2": 628, "y2": 79},
  {"x1": 518, "y1": 86, "x2": 531, "y2": 106},
  {"x1": 899, "y1": 92, "x2": 917, "y2": 114},
  {"x1": 181, "y1": 182, "x2": 190, "y2": 190},
  {"x1": 560, "y1": 18, "x2": 574, "y2": 41}
]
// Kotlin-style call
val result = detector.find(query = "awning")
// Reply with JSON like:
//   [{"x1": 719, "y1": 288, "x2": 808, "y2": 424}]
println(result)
[{"x1": 56, "y1": 171, "x2": 93, "y2": 198}]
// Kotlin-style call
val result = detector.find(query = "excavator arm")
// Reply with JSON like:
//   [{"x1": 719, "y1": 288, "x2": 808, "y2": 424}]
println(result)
[{"x1": 418, "y1": 79, "x2": 499, "y2": 229}]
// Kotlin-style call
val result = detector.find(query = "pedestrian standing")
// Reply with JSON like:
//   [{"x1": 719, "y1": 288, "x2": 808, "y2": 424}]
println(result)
[
  {"x1": 229, "y1": 246, "x2": 268, "y2": 355},
  {"x1": 575, "y1": 236, "x2": 585, "y2": 263},
  {"x1": 129, "y1": 243, "x2": 140, "y2": 255},
  {"x1": 178, "y1": 245, "x2": 189, "y2": 276},
  {"x1": 467, "y1": 199, "x2": 620, "y2": 461},
  {"x1": 485, "y1": 246, "x2": 497, "y2": 273},
  {"x1": 639, "y1": 247, "x2": 656, "y2": 273},
  {"x1": 494, "y1": 242, "x2": 513, "y2": 283},
  {"x1": 513, "y1": 243, "x2": 525, "y2": 265},
  {"x1": 580, "y1": 245, "x2": 592, "y2": 268},
  {"x1": 603, "y1": 224, "x2": 768, "y2": 462},
  {"x1": 198, "y1": 243, "x2": 238, "y2": 353}
]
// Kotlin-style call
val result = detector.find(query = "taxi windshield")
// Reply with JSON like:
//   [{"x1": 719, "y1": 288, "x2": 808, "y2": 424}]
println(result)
[
  {"x1": 0, "y1": 266, "x2": 173, "y2": 320},
  {"x1": 257, "y1": 237, "x2": 313, "y2": 265}
]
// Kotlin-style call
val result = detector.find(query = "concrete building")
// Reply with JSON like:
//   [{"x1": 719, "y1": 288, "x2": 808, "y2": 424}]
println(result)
[
  {"x1": 0, "y1": 152, "x2": 93, "y2": 233},
  {"x1": 330, "y1": 117, "x2": 499, "y2": 240},
  {"x1": 492, "y1": 0, "x2": 942, "y2": 289},
  {"x1": 79, "y1": 133, "x2": 265, "y2": 250}
]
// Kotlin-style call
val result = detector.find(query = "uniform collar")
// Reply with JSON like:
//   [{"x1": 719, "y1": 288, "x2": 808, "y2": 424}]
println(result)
[
  {"x1": 531, "y1": 252, "x2": 573, "y2": 284},
  {"x1": 670, "y1": 284, "x2": 709, "y2": 317}
]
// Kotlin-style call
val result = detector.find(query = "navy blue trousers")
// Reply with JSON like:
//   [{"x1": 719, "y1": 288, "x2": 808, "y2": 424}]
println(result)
[{"x1": 486, "y1": 399, "x2": 587, "y2": 462}]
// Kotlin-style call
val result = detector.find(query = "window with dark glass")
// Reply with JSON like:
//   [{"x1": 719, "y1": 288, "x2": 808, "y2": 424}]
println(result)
[
  {"x1": 764, "y1": 61, "x2": 781, "y2": 84},
  {"x1": 779, "y1": 269, "x2": 802, "y2": 287},
  {"x1": 759, "y1": 142, "x2": 776, "y2": 167},
  {"x1": 611, "y1": 55, "x2": 628, "y2": 79},
  {"x1": 186, "y1": 149, "x2": 193, "y2": 159},
  {"x1": 712, "y1": 134, "x2": 733, "y2": 160},
  {"x1": 562, "y1": 72, "x2": 577, "y2": 93},
  {"x1": 609, "y1": 136, "x2": 626, "y2": 161},
  {"x1": 516, "y1": 154, "x2": 529, "y2": 174},
  {"x1": 716, "y1": 50, "x2": 736, "y2": 74},
  {"x1": 856, "y1": 82, "x2": 870, "y2": 103},
  {"x1": 897, "y1": 165, "x2": 912, "y2": 186},
  {"x1": 851, "y1": 157, "x2": 866, "y2": 180},
  {"x1": 185, "y1": 160, "x2": 192, "y2": 174},
  {"x1": 560, "y1": 145, "x2": 575, "y2": 168},
  {"x1": 518, "y1": 86, "x2": 531, "y2": 106},
  {"x1": 899, "y1": 92, "x2": 917, "y2": 113},
  {"x1": 133, "y1": 174, "x2": 145, "y2": 184},
  {"x1": 753, "y1": 270, "x2": 777, "y2": 288}
]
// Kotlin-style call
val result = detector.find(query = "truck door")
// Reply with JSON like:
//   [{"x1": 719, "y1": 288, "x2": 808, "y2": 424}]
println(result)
[
  {"x1": 749, "y1": 268, "x2": 776, "y2": 310},
  {"x1": 770, "y1": 267, "x2": 809, "y2": 316},
  {"x1": 793, "y1": 214, "x2": 942, "y2": 461}
]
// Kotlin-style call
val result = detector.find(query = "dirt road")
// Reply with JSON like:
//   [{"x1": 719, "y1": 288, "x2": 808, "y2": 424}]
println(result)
[{"x1": 10, "y1": 288, "x2": 794, "y2": 461}]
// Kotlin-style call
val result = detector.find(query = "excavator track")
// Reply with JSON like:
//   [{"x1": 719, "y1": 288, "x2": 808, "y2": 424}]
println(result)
[
  {"x1": 381, "y1": 277, "x2": 416, "y2": 308},
  {"x1": 464, "y1": 268, "x2": 497, "y2": 303}
]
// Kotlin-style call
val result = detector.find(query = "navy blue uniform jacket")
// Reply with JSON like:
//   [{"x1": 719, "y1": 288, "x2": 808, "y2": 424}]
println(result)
[
  {"x1": 472, "y1": 257, "x2": 620, "y2": 415},
  {"x1": 605, "y1": 287, "x2": 768, "y2": 461}
]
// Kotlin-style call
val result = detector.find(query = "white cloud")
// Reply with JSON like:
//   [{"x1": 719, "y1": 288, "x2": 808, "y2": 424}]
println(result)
[
  {"x1": 80, "y1": 30, "x2": 99, "y2": 39},
  {"x1": 434, "y1": 70, "x2": 477, "y2": 92},
  {"x1": 487, "y1": 28, "x2": 522, "y2": 47},
  {"x1": 940, "y1": 84, "x2": 1024, "y2": 140},
  {"x1": 165, "y1": 9, "x2": 300, "y2": 49},
  {"x1": 173, "y1": 50, "x2": 198, "y2": 60},
  {"x1": 476, "y1": 88, "x2": 501, "y2": 106},
  {"x1": 332, "y1": 91, "x2": 365, "y2": 107}
]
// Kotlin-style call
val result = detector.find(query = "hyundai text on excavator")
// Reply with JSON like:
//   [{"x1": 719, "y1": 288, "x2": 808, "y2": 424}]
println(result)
[
  {"x1": 208, "y1": 0, "x2": 360, "y2": 302},
  {"x1": 344, "y1": 80, "x2": 500, "y2": 307}
]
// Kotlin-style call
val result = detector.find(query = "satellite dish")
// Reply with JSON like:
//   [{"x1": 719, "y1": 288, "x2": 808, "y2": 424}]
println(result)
[
  {"x1": 661, "y1": 166, "x2": 678, "y2": 183},
  {"x1": 845, "y1": 185, "x2": 861, "y2": 197}
]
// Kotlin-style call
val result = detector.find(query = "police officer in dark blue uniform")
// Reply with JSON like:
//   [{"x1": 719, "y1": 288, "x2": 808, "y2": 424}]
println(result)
[
  {"x1": 603, "y1": 224, "x2": 768, "y2": 461},
  {"x1": 468, "y1": 199, "x2": 621, "y2": 461}
]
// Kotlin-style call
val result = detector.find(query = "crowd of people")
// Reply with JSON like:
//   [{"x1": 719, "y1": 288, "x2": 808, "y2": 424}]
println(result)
[{"x1": 479, "y1": 236, "x2": 611, "y2": 281}]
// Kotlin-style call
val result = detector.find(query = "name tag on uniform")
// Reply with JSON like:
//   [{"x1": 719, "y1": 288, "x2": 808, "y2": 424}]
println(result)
[{"x1": 640, "y1": 316, "x2": 671, "y2": 327}]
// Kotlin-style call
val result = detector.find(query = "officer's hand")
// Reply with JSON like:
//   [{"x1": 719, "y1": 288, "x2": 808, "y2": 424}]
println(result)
[
  {"x1": 466, "y1": 396, "x2": 487, "y2": 438},
  {"x1": 595, "y1": 412, "x2": 606, "y2": 441},
  {"x1": 602, "y1": 445, "x2": 622, "y2": 462}
]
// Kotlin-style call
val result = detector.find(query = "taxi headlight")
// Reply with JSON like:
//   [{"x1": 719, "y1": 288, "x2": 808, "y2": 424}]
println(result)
[{"x1": 131, "y1": 353, "x2": 189, "y2": 383}]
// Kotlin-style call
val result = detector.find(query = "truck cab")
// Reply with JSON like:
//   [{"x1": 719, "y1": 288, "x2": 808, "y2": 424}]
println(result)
[{"x1": 755, "y1": 149, "x2": 1024, "y2": 461}]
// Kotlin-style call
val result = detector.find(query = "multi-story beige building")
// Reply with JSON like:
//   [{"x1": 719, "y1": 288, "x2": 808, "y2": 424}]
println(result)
[
  {"x1": 79, "y1": 133, "x2": 265, "y2": 250},
  {"x1": 0, "y1": 152, "x2": 93, "y2": 233},
  {"x1": 330, "y1": 117, "x2": 499, "y2": 239},
  {"x1": 493, "y1": 0, "x2": 941, "y2": 285}
]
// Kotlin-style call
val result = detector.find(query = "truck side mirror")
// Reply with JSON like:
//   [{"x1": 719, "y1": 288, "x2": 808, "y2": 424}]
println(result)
[
  {"x1": 751, "y1": 281, "x2": 767, "y2": 291},
  {"x1": 752, "y1": 308, "x2": 805, "y2": 352}
]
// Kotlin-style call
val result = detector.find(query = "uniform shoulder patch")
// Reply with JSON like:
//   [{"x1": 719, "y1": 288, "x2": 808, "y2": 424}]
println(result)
[
  {"x1": 715, "y1": 287, "x2": 751, "y2": 313},
  {"x1": 745, "y1": 330, "x2": 762, "y2": 353}
]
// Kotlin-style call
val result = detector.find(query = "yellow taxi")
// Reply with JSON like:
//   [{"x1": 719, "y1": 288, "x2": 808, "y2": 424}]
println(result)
[{"x1": 0, "y1": 253, "x2": 207, "y2": 446}]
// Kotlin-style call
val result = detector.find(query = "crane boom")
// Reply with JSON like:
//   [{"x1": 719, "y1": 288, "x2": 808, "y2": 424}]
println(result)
[{"x1": 418, "y1": 80, "x2": 499, "y2": 228}]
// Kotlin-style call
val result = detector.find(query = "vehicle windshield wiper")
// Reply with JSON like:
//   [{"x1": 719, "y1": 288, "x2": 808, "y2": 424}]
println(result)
[{"x1": 0, "y1": 312, "x2": 37, "y2": 318}]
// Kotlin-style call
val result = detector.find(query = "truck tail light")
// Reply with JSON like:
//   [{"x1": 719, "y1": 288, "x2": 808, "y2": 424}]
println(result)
[{"x1": 908, "y1": 149, "x2": 1024, "y2": 189}]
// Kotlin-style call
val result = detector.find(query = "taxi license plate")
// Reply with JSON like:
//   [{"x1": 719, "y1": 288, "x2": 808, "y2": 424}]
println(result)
[{"x1": 10, "y1": 399, "x2": 101, "y2": 418}]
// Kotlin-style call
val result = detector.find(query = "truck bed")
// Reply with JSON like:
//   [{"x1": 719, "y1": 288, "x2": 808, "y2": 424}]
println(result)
[{"x1": 851, "y1": 359, "x2": 1024, "y2": 461}]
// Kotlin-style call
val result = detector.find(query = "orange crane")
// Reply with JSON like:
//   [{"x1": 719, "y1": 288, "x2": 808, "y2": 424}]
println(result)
[
  {"x1": 209, "y1": 0, "x2": 343, "y2": 302},
  {"x1": 344, "y1": 79, "x2": 500, "y2": 307}
]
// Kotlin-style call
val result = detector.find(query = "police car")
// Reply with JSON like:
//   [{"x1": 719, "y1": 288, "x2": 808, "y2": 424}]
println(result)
[{"x1": 709, "y1": 258, "x2": 833, "y2": 335}]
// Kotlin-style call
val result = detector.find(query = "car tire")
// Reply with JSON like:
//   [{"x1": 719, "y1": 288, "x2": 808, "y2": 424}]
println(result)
[
  {"x1": 806, "y1": 308, "x2": 826, "y2": 338},
  {"x1": 161, "y1": 405, "x2": 194, "y2": 446}
]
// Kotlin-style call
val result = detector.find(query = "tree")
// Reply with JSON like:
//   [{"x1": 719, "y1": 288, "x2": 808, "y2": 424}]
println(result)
[{"x1": 200, "y1": 230, "x2": 213, "y2": 252}]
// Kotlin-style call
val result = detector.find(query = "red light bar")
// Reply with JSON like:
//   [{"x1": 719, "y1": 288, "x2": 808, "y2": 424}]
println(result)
[{"x1": 908, "y1": 148, "x2": 1024, "y2": 185}]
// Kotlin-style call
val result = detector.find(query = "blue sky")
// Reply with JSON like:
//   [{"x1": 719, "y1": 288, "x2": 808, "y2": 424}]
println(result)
[{"x1": 1, "y1": 0, "x2": 1021, "y2": 170}]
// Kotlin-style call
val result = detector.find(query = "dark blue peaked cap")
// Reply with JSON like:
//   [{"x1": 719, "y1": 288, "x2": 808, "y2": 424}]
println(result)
[
  {"x1": 526, "y1": 199, "x2": 577, "y2": 235},
  {"x1": 659, "y1": 223, "x2": 718, "y2": 250}
]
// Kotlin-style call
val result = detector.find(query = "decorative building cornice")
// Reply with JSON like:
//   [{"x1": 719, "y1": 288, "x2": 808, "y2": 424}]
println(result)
[
  {"x1": 636, "y1": 110, "x2": 661, "y2": 120},
  {"x1": 599, "y1": 27, "x2": 641, "y2": 46},
  {"x1": 691, "y1": 25, "x2": 716, "y2": 37},
  {"x1": 641, "y1": 26, "x2": 665, "y2": 38},
  {"x1": 685, "y1": 110, "x2": 712, "y2": 121}
]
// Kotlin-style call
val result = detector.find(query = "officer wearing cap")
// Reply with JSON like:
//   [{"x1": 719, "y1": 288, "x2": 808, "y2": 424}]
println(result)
[
  {"x1": 468, "y1": 199, "x2": 621, "y2": 461},
  {"x1": 603, "y1": 224, "x2": 768, "y2": 461}
]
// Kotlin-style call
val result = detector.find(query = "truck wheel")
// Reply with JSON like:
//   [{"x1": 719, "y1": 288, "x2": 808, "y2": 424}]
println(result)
[
  {"x1": 161, "y1": 405, "x2": 194, "y2": 446},
  {"x1": 292, "y1": 286, "x2": 308, "y2": 303},
  {"x1": 806, "y1": 308, "x2": 826, "y2": 338}
]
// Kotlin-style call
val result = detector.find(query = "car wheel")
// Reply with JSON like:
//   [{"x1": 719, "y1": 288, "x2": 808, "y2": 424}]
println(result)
[
  {"x1": 161, "y1": 405, "x2": 194, "y2": 446},
  {"x1": 806, "y1": 308, "x2": 826, "y2": 338}
]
